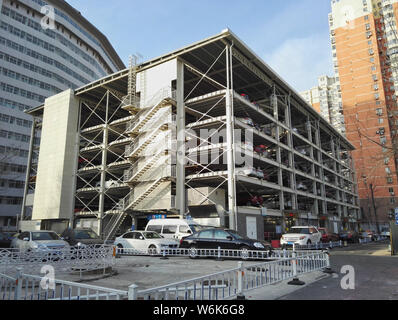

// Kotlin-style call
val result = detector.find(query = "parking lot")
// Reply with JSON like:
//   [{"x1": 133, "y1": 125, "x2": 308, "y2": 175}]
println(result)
[
  {"x1": 58, "y1": 255, "x2": 249, "y2": 291},
  {"x1": 48, "y1": 240, "x2": 391, "y2": 299}
]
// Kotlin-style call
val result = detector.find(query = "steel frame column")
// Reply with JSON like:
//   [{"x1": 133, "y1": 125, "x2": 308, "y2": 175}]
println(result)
[
  {"x1": 226, "y1": 45, "x2": 237, "y2": 230},
  {"x1": 70, "y1": 104, "x2": 82, "y2": 228},
  {"x1": 98, "y1": 91, "x2": 110, "y2": 236},
  {"x1": 20, "y1": 118, "x2": 38, "y2": 221},
  {"x1": 176, "y1": 59, "x2": 186, "y2": 219}
]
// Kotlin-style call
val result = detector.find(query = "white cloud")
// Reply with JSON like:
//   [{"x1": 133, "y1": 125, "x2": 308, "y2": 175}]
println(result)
[{"x1": 262, "y1": 33, "x2": 334, "y2": 92}]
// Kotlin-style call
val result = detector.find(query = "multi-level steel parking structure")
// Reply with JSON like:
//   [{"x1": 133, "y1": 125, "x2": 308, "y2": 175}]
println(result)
[{"x1": 24, "y1": 30, "x2": 360, "y2": 240}]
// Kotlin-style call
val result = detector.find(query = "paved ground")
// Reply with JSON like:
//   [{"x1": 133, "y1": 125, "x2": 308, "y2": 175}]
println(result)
[
  {"x1": 276, "y1": 241, "x2": 398, "y2": 300},
  {"x1": 55, "y1": 241, "x2": 396, "y2": 300},
  {"x1": 59, "y1": 255, "x2": 245, "y2": 291}
]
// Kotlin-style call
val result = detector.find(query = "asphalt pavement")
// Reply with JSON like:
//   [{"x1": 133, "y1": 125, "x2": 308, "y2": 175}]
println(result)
[
  {"x1": 55, "y1": 241, "x2": 397, "y2": 300},
  {"x1": 275, "y1": 241, "x2": 398, "y2": 300}
]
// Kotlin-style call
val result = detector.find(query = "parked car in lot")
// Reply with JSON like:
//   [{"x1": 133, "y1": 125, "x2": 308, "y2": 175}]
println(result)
[
  {"x1": 114, "y1": 231, "x2": 179, "y2": 254},
  {"x1": 61, "y1": 228, "x2": 104, "y2": 247},
  {"x1": 280, "y1": 226, "x2": 322, "y2": 247},
  {"x1": 0, "y1": 231, "x2": 16, "y2": 248},
  {"x1": 318, "y1": 228, "x2": 339, "y2": 243},
  {"x1": 339, "y1": 230, "x2": 360, "y2": 243},
  {"x1": 145, "y1": 219, "x2": 204, "y2": 240},
  {"x1": 10, "y1": 230, "x2": 70, "y2": 253},
  {"x1": 179, "y1": 228, "x2": 272, "y2": 255},
  {"x1": 360, "y1": 230, "x2": 377, "y2": 241}
]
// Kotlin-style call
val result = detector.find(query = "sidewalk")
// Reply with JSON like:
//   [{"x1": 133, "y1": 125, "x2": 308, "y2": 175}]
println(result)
[{"x1": 242, "y1": 271, "x2": 329, "y2": 300}]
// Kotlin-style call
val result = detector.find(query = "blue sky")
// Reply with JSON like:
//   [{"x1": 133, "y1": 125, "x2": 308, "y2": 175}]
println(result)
[{"x1": 67, "y1": 0, "x2": 334, "y2": 92}]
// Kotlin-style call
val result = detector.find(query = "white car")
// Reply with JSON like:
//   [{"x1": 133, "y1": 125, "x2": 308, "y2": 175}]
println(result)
[
  {"x1": 10, "y1": 230, "x2": 70, "y2": 253},
  {"x1": 237, "y1": 117, "x2": 255, "y2": 127},
  {"x1": 95, "y1": 180, "x2": 119, "y2": 189},
  {"x1": 297, "y1": 182, "x2": 308, "y2": 191},
  {"x1": 280, "y1": 226, "x2": 322, "y2": 247},
  {"x1": 236, "y1": 167, "x2": 258, "y2": 178},
  {"x1": 114, "y1": 231, "x2": 179, "y2": 254},
  {"x1": 243, "y1": 141, "x2": 254, "y2": 151}
]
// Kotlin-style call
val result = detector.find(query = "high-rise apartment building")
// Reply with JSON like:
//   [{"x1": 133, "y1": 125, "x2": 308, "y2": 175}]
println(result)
[
  {"x1": 0, "y1": 0, "x2": 124, "y2": 229},
  {"x1": 329, "y1": 0, "x2": 398, "y2": 231},
  {"x1": 301, "y1": 75, "x2": 345, "y2": 135}
]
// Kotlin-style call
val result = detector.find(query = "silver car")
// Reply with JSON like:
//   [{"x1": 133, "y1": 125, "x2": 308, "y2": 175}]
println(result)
[{"x1": 11, "y1": 230, "x2": 70, "y2": 253}]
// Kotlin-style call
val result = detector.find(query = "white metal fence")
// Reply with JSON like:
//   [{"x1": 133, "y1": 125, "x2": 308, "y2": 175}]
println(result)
[
  {"x1": 130, "y1": 251, "x2": 329, "y2": 300},
  {"x1": 115, "y1": 246, "x2": 327, "y2": 261},
  {"x1": 0, "y1": 245, "x2": 115, "y2": 275},
  {"x1": 1, "y1": 250, "x2": 330, "y2": 301},
  {"x1": 0, "y1": 270, "x2": 128, "y2": 300}
]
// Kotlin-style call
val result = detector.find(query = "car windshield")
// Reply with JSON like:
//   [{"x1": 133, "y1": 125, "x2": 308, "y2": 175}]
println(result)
[
  {"x1": 143, "y1": 232, "x2": 162, "y2": 239},
  {"x1": 189, "y1": 225, "x2": 204, "y2": 233},
  {"x1": 288, "y1": 228, "x2": 310, "y2": 234},
  {"x1": 73, "y1": 229, "x2": 98, "y2": 239},
  {"x1": 31, "y1": 232, "x2": 60, "y2": 241}
]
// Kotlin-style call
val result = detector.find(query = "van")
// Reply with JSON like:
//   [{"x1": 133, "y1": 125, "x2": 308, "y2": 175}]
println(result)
[{"x1": 145, "y1": 219, "x2": 203, "y2": 240}]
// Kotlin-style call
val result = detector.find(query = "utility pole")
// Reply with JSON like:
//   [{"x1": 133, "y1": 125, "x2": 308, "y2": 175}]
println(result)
[{"x1": 369, "y1": 184, "x2": 380, "y2": 234}]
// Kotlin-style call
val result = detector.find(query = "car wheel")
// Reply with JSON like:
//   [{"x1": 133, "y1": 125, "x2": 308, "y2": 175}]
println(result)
[
  {"x1": 189, "y1": 245, "x2": 198, "y2": 259},
  {"x1": 148, "y1": 245, "x2": 157, "y2": 256},
  {"x1": 240, "y1": 246, "x2": 251, "y2": 260},
  {"x1": 116, "y1": 244, "x2": 124, "y2": 255},
  {"x1": 307, "y1": 240, "x2": 312, "y2": 246}
]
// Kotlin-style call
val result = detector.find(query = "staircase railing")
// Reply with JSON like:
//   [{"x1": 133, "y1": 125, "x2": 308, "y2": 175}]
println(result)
[
  {"x1": 125, "y1": 115, "x2": 176, "y2": 158},
  {"x1": 126, "y1": 87, "x2": 176, "y2": 133}
]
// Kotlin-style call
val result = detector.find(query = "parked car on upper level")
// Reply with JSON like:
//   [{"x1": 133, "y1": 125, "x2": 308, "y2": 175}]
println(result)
[
  {"x1": 179, "y1": 228, "x2": 272, "y2": 258},
  {"x1": 10, "y1": 230, "x2": 70, "y2": 253},
  {"x1": 236, "y1": 167, "x2": 259, "y2": 179},
  {"x1": 318, "y1": 228, "x2": 339, "y2": 243},
  {"x1": 60, "y1": 228, "x2": 104, "y2": 247},
  {"x1": 339, "y1": 230, "x2": 360, "y2": 243},
  {"x1": 238, "y1": 195, "x2": 264, "y2": 207},
  {"x1": 237, "y1": 117, "x2": 255, "y2": 127},
  {"x1": 297, "y1": 182, "x2": 308, "y2": 192},
  {"x1": 240, "y1": 93, "x2": 250, "y2": 101},
  {"x1": 280, "y1": 226, "x2": 322, "y2": 247},
  {"x1": 114, "y1": 231, "x2": 179, "y2": 254}
]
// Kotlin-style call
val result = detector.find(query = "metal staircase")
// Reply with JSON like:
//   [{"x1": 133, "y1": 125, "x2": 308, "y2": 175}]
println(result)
[
  {"x1": 124, "y1": 149, "x2": 166, "y2": 184},
  {"x1": 126, "y1": 88, "x2": 175, "y2": 136},
  {"x1": 101, "y1": 83, "x2": 178, "y2": 241},
  {"x1": 124, "y1": 177, "x2": 166, "y2": 211},
  {"x1": 125, "y1": 121, "x2": 170, "y2": 159}
]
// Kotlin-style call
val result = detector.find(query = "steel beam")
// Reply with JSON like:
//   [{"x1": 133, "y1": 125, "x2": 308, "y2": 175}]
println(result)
[
  {"x1": 226, "y1": 45, "x2": 237, "y2": 230},
  {"x1": 176, "y1": 60, "x2": 186, "y2": 218}
]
